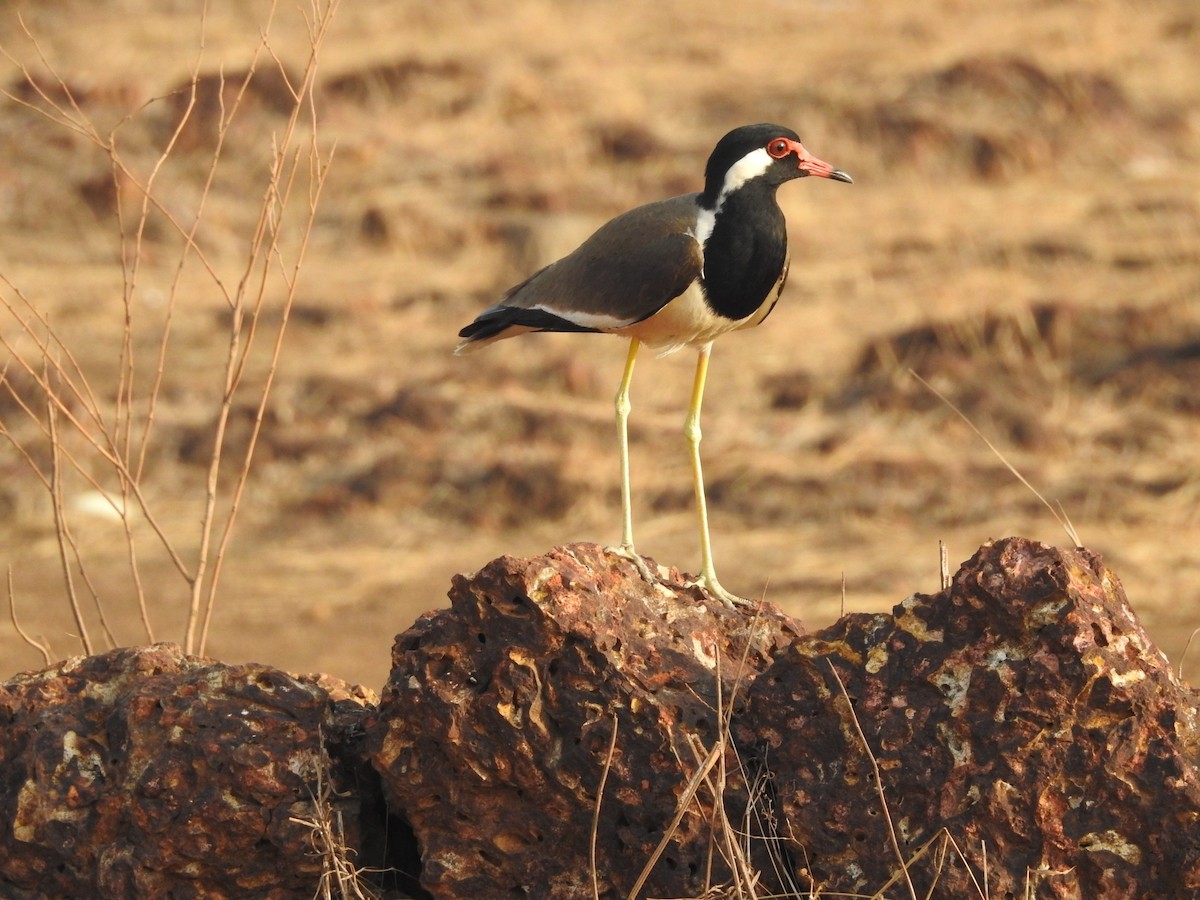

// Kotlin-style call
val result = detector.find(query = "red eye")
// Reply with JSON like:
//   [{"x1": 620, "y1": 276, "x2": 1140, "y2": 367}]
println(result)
[{"x1": 767, "y1": 138, "x2": 792, "y2": 159}]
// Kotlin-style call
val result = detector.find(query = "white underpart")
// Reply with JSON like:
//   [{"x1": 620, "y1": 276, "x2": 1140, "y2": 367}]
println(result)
[
  {"x1": 691, "y1": 146, "x2": 774, "y2": 250},
  {"x1": 619, "y1": 279, "x2": 737, "y2": 354}
]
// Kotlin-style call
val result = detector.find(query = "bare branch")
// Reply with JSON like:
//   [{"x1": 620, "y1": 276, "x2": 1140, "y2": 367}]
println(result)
[
  {"x1": 45, "y1": 366, "x2": 93, "y2": 656},
  {"x1": 3, "y1": 0, "x2": 342, "y2": 660},
  {"x1": 195, "y1": 0, "x2": 341, "y2": 654},
  {"x1": 7, "y1": 567, "x2": 53, "y2": 668}
]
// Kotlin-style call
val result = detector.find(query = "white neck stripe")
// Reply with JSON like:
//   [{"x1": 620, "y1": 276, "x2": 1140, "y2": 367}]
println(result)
[
  {"x1": 694, "y1": 147, "x2": 773, "y2": 249},
  {"x1": 715, "y1": 147, "x2": 773, "y2": 205}
]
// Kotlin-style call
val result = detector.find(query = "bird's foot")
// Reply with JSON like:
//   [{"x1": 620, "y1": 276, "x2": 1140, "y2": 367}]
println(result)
[
  {"x1": 687, "y1": 573, "x2": 755, "y2": 610},
  {"x1": 604, "y1": 543, "x2": 660, "y2": 585}
]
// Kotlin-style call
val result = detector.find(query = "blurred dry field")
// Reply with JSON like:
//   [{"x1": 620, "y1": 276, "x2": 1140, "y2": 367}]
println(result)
[{"x1": 1, "y1": 0, "x2": 1198, "y2": 690}]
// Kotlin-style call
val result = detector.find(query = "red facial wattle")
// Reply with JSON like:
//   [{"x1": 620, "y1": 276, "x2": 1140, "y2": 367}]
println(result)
[{"x1": 768, "y1": 136, "x2": 853, "y2": 184}]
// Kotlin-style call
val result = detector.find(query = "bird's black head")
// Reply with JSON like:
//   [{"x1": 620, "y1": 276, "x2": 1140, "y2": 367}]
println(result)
[{"x1": 701, "y1": 123, "x2": 852, "y2": 208}]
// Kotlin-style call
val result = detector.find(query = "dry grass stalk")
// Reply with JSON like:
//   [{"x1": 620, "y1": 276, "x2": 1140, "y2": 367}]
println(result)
[
  {"x1": 627, "y1": 605, "x2": 779, "y2": 900},
  {"x1": 6, "y1": 567, "x2": 53, "y2": 667},
  {"x1": 0, "y1": 0, "x2": 341, "y2": 657},
  {"x1": 860, "y1": 828, "x2": 989, "y2": 899},
  {"x1": 1179, "y1": 627, "x2": 1200, "y2": 683},
  {"x1": 650, "y1": 642, "x2": 1001, "y2": 899},
  {"x1": 827, "y1": 663, "x2": 918, "y2": 900},
  {"x1": 592, "y1": 714, "x2": 620, "y2": 900},
  {"x1": 628, "y1": 737, "x2": 725, "y2": 900},
  {"x1": 290, "y1": 742, "x2": 378, "y2": 900},
  {"x1": 909, "y1": 369, "x2": 1082, "y2": 548}
]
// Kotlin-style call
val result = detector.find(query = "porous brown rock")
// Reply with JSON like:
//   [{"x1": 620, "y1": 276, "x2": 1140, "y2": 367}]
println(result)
[
  {"x1": 0, "y1": 643, "x2": 378, "y2": 898},
  {"x1": 366, "y1": 542, "x2": 802, "y2": 899},
  {"x1": 736, "y1": 537, "x2": 1200, "y2": 898},
  {"x1": 3, "y1": 538, "x2": 1194, "y2": 900}
]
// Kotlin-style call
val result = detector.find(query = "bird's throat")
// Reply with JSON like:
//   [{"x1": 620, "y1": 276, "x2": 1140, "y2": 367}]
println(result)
[{"x1": 697, "y1": 184, "x2": 788, "y2": 322}]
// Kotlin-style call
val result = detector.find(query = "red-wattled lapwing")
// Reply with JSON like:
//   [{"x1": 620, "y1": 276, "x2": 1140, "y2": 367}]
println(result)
[{"x1": 456, "y1": 123, "x2": 852, "y2": 606}]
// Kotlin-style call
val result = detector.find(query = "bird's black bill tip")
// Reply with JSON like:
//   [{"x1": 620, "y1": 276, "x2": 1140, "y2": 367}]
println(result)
[{"x1": 830, "y1": 169, "x2": 854, "y2": 184}]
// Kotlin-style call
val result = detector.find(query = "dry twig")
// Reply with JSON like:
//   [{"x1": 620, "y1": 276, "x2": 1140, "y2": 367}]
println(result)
[{"x1": 7, "y1": 567, "x2": 53, "y2": 667}]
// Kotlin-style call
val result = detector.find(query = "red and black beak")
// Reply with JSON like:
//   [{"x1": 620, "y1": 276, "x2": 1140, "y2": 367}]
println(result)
[{"x1": 795, "y1": 143, "x2": 853, "y2": 184}]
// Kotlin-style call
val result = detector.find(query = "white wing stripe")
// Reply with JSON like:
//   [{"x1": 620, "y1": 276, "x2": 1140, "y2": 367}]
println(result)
[{"x1": 529, "y1": 303, "x2": 635, "y2": 331}]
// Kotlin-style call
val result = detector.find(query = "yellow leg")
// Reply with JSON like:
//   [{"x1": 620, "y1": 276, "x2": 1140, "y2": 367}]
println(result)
[
  {"x1": 615, "y1": 337, "x2": 640, "y2": 551},
  {"x1": 685, "y1": 342, "x2": 746, "y2": 607},
  {"x1": 607, "y1": 338, "x2": 656, "y2": 583}
]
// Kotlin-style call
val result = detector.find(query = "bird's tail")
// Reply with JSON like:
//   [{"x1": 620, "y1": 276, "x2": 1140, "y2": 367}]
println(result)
[{"x1": 455, "y1": 305, "x2": 600, "y2": 354}]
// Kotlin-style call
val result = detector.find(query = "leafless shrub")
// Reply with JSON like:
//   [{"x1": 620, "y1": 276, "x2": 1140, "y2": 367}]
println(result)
[{"x1": 0, "y1": 0, "x2": 341, "y2": 656}]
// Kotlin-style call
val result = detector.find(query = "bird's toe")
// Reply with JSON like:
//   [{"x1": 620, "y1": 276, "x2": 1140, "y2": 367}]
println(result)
[
  {"x1": 689, "y1": 574, "x2": 756, "y2": 610},
  {"x1": 604, "y1": 543, "x2": 660, "y2": 585}
]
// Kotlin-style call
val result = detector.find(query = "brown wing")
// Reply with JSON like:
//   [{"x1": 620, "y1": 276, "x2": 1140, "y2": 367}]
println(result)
[{"x1": 498, "y1": 194, "x2": 704, "y2": 327}]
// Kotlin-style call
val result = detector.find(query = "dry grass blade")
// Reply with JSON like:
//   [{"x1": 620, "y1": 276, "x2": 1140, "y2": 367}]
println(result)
[
  {"x1": 864, "y1": 828, "x2": 987, "y2": 900},
  {"x1": 0, "y1": 282, "x2": 119, "y2": 453},
  {"x1": 1178, "y1": 626, "x2": 1200, "y2": 683},
  {"x1": 41, "y1": 357, "x2": 118, "y2": 651},
  {"x1": 712, "y1": 621, "x2": 770, "y2": 898},
  {"x1": 289, "y1": 741, "x2": 377, "y2": 900},
  {"x1": 909, "y1": 369, "x2": 1082, "y2": 548},
  {"x1": 591, "y1": 714, "x2": 620, "y2": 900},
  {"x1": 2, "y1": 266, "x2": 195, "y2": 597},
  {"x1": 0, "y1": 14, "x2": 99, "y2": 142},
  {"x1": 707, "y1": 655, "x2": 744, "y2": 898},
  {"x1": 628, "y1": 739, "x2": 724, "y2": 900},
  {"x1": 942, "y1": 832, "x2": 988, "y2": 899},
  {"x1": 983, "y1": 840, "x2": 989, "y2": 899},
  {"x1": 648, "y1": 615, "x2": 778, "y2": 900},
  {"x1": 126, "y1": 4, "x2": 222, "y2": 487},
  {"x1": 679, "y1": 735, "x2": 746, "y2": 900},
  {"x1": 827, "y1": 662, "x2": 917, "y2": 900},
  {"x1": 737, "y1": 758, "x2": 806, "y2": 898}
]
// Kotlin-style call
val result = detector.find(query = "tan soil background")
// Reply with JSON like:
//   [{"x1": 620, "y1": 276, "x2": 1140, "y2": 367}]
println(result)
[{"x1": 1, "y1": 0, "x2": 1198, "y2": 690}]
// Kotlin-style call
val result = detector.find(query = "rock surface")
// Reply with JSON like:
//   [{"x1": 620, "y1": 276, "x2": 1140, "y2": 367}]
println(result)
[
  {"x1": 366, "y1": 542, "x2": 802, "y2": 899},
  {"x1": 737, "y1": 537, "x2": 1200, "y2": 898},
  {"x1": 2, "y1": 538, "x2": 1196, "y2": 899},
  {"x1": 0, "y1": 643, "x2": 377, "y2": 899}
]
